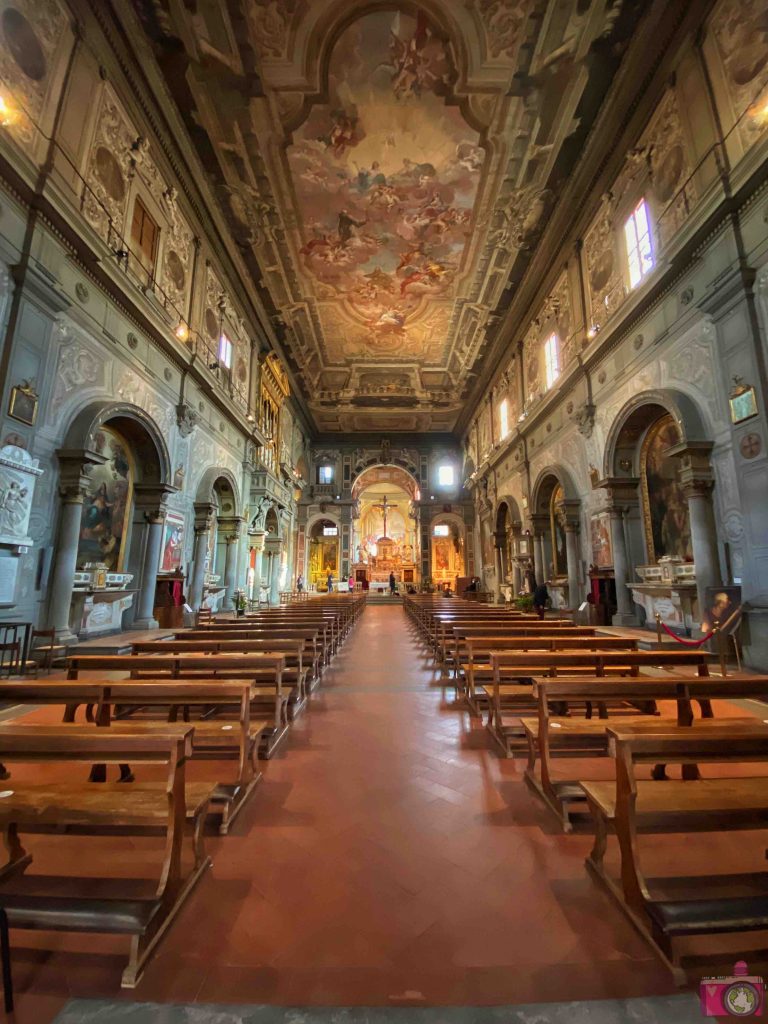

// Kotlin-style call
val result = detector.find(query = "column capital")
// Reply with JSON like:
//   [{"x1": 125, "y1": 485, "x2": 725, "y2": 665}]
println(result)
[
  {"x1": 193, "y1": 501, "x2": 217, "y2": 533},
  {"x1": 666, "y1": 441, "x2": 715, "y2": 496},
  {"x1": 143, "y1": 510, "x2": 165, "y2": 526},
  {"x1": 134, "y1": 483, "x2": 177, "y2": 517},
  {"x1": 596, "y1": 477, "x2": 640, "y2": 507},
  {"x1": 529, "y1": 512, "x2": 549, "y2": 536},
  {"x1": 56, "y1": 448, "x2": 106, "y2": 503},
  {"x1": 492, "y1": 530, "x2": 507, "y2": 548}
]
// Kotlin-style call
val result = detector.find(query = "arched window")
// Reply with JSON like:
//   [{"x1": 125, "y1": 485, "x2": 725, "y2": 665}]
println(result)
[{"x1": 544, "y1": 333, "x2": 560, "y2": 389}]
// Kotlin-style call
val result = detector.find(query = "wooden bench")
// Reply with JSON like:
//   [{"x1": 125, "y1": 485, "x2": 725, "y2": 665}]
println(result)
[
  {"x1": 0, "y1": 680, "x2": 269, "y2": 833},
  {"x1": 584, "y1": 728, "x2": 768, "y2": 984},
  {"x1": 201, "y1": 620, "x2": 334, "y2": 667},
  {"x1": 521, "y1": 677, "x2": 702, "y2": 830},
  {"x1": 447, "y1": 625, "x2": 597, "y2": 680},
  {"x1": 461, "y1": 636, "x2": 636, "y2": 712},
  {"x1": 67, "y1": 653, "x2": 289, "y2": 757},
  {"x1": 133, "y1": 639, "x2": 311, "y2": 717},
  {"x1": 486, "y1": 649, "x2": 715, "y2": 757},
  {"x1": 0, "y1": 724, "x2": 213, "y2": 987}
]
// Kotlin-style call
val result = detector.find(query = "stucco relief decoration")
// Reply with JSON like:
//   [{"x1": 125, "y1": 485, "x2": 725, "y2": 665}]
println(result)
[
  {"x1": 49, "y1": 326, "x2": 107, "y2": 421},
  {"x1": 0, "y1": 0, "x2": 67, "y2": 148},
  {"x1": 84, "y1": 88, "x2": 136, "y2": 242},
  {"x1": 158, "y1": 187, "x2": 194, "y2": 312},
  {"x1": 523, "y1": 321, "x2": 542, "y2": 402},
  {"x1": 248, "y1": 0, "x2": 306, "y2": 60},
  {"x1": 646, "y1": 90, "x2": 695, "y2": 245},
  {"x1": 584, "y1": 194, "x2": 620, "y2": 328},
  {"x1": 473, "y1": 0, "x2": 529, "y2": 60},
  {"x1": 0, "y1": 444, "x2": 43, "y2": 547},
  {"x1": 285, "y1": 11, "x2": 485, "y2": 363},
  {"x1": 711, "y1": 0, "x2": 768, "y2": 144}
]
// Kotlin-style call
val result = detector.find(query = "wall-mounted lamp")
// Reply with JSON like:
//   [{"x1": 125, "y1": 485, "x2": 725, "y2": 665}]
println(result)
[
  {"x1": 174, "y1": 321, "x2": 189, "y2": 342},
  {"x1": 208, "y1": 360, "x2": 219, "y2": 371},
  {"x1": 586, "y1": 324, "x2": 600, "y2": 340},
  {"x1": 0, "y1": 95, "x2": 17, "y2": 127}
]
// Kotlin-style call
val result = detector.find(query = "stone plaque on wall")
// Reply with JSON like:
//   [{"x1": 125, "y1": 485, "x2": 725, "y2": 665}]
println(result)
[
  {"x1": 0, "y1": 555, "x2": 19, "y2": 605},
  {"x1": 0, "y1": 444, "x2": 44, "y2": 548}
]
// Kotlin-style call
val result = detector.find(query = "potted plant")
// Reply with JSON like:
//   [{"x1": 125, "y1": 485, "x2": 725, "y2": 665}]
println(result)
[
  {"x1": 232, "y1": 588, "x2": 247, "y2": 617},
  {"x1": 514, "y1": 594, "x2": 535, "y2": 613}
]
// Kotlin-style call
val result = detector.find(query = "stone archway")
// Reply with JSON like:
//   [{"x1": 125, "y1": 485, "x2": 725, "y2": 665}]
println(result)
[
  {"x1": 494, "y1": 496, "x2": 523, "y2": 596},
  {"x1": 49, "y1": 401, "x2": 174, "y2": 639},
  {"x1": 351, "y1": 465, "x2": 420, "y2": 589},
  {"x1": 188, "y1": 468, "x2": 243, "y2": 611},
  {"x1": 530, "y1": 467, "x2": 582, "y2": 609},
  {"x1": 601, "y1": 389, "x2": 720, "y2": 631}
]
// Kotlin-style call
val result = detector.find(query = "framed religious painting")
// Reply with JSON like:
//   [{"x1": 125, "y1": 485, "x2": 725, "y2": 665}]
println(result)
[
  {"x1": 77, "y1": 426, "x2": 134, "y2": 572},
  {"x1": 702, "y1": 586, "x2": 742, "y2": 636},
  {"x1": 8, "y1": 383, "x2": 38, "y2": 426},
  {"x1": 729, "y1": 382, "x2": 758, "y2": 425},
  {"x1": 590, "y1": 513, "x2": 613, "y2": 568},
  {"x1": 160, "y1": 511, "x2": 185, "y2": 574}
]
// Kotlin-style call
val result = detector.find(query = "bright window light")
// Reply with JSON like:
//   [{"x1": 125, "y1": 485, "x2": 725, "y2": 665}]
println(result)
[
  {"x1": 438, "y1": 465, "x2": 454, "y2": 487},
  {"x1": 323, "y1": 526, "x2": 338, "y2": 536},
  {"x1": 499, "y1": 398, "x2": 510, "y2": 439},
  {"x1": 318, "y1": 465, "x2": 334, "y2": 484},
  {"x1": 218, "y1": 333, "x2": 233, "y2": 369},
  {"x1": 433, "y1": 524, "x2": 449, "y2": 537},
  {"x1": 624, "y1": 198, "x2": 654, "y2": 289},
  {"x1": 544, "y1": 333, "x2": 560, "y2": 390}
]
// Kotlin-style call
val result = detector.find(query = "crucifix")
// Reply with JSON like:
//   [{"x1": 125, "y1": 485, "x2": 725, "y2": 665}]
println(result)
[{"x1": 372, "y1": 494, "x2": 398, "y2": 538}]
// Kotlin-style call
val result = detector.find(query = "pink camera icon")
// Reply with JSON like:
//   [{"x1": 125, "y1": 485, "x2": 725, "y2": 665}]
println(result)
[{"x1": 700, "y1": 961, "x2": 765, "y2": 1016}]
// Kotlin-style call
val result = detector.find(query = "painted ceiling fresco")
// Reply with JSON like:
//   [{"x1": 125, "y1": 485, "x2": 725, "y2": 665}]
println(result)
[
  {"x1": 288, "y1": 11, "x2": 482, "y2": 363},
  {"x1": 134, "y1": 0, "x2": 649, "y2": 431}
]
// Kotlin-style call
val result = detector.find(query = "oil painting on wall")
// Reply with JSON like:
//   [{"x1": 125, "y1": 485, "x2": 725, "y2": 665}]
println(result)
[
  {"x1": 641, "y1": 414, "x2": 692, "y2": 562},
  {"x1": 288, "y1": 10, "x2": 484, "y2": 361},
  {"x1": 550, "y1": 484, "x2": 568, "y2": 577},
  {"x1": 590, "y1": 513, "x2": 613, "y2": 568},
  {"x1": 160, "y1": 511, "x2": 185, "y2": 574},
  {"x1": 77, "y1": 426, "x2": 133, "y2": 571}
]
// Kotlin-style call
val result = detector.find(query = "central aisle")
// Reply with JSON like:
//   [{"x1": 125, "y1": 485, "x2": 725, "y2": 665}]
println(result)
[{"x1": 21, "y1": 604, "x2": 678, "y2": 1016}]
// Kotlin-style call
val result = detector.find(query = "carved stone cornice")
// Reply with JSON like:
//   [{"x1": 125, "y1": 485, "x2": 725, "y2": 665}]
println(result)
[{"x1": 56, "y1": 448, "x2": 107, "y2": 503}]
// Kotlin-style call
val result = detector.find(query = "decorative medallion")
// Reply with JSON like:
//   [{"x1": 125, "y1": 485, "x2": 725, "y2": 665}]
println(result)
[
  {"x1": 75, "y1": 282, "x2": 89, "y2": 303},
  {"x1": 740, "y1": 432, "x2": 762, "y2": 460},
  {"x1": 126, "y1": 332, "x2": 138, "y2": 349}
]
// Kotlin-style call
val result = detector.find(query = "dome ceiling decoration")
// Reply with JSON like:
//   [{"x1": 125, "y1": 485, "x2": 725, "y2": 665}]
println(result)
[{"x1": 131, "y1": 0, "x2": 649, "y2": 433}]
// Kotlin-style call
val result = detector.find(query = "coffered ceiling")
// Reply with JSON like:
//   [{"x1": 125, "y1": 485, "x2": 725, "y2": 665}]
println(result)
[{"x1": 130, "y1": 0, "x2": 648, "y2": 433}]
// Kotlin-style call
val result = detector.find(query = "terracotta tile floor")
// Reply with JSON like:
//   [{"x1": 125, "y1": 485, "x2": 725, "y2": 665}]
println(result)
[{"x1": 4, "y1": 606, "x2": 720, "y2": 1019}]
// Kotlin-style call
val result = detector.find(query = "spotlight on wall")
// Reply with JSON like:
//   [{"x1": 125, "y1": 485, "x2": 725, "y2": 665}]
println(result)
[
  {"x1": 174, "y1": 321, "x2": 189, "y2": 342},
  {"x1": 586, "y1": 324, "x2": 600, "y2": 340},
  {"x1": 208, "y1": 360, "x2": 219, "y2": 371},
  {"x1": 0, "y1": 95, "x2": 17, "y2": 127}
]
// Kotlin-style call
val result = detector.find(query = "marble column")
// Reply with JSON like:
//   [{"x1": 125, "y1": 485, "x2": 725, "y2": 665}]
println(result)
[
  {"x1": 493, "y1": 545, "x2": 504, "y2": 602},
  {"x1": 48, "y1": 450, "x2": 106, "y2": 642},
  {"x1": 512, "y1": 560, "x2": 522, "y2": 596},
  {"x1": 565, "y1": 524, "x2": 581, "y2": 610},
  {"x1": 189, "y1": 524, "x2": 210, "y2": 610},
  {"x1": 533, "y1": 534, "x2": 546, "y2": 587},
  {"x1": 686, "y1": 482, "x2": 721, "y2": 615},
  {"x1": 250, "y1": 532, "x2": 266, "y2": 600},
  {"x1": 608, "y1": 508, "x2": 636, "y2": 623},
  {"x1": 269, "y1": 546, "x2": 282, "y2": 604},
  {"x1": 133, "y1": 511, "x2": 165, "y2": 629},
  {"x1": 48, "y1": 484, "x2": 87, "y2": 642},
  {"x1": 189, "y1": 503, "x2": 216, "y2": 610},
  {"x1": 223, "y1": 530, "x2": 240, "y2": 608}
]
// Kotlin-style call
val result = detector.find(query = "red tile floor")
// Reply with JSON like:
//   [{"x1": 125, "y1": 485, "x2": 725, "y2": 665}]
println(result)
[{"x1": 5, "y1": 605, "x2": 734, "y2": 1020}]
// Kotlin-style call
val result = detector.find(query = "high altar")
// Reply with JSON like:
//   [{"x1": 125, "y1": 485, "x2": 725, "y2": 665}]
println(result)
[{"x1": 352, "y1": 492, "x2": 418, "y2": 585}]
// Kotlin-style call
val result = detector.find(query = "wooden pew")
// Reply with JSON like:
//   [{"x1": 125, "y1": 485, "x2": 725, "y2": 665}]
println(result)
[
  {"x1": 172, "y1": 629, "x2": 322, "y2": 688},
  {"x1": 132, "y1": 639, "x2": 310, "y2": 717},
  {"x1": 447, "y1": 624, "x2": 597, "y2": 679},
  {"x1": 486, "y1": 649, "x2": 715, "y2": 757},
  {"x1": 200, "y1": 619, "x2": 334, "y2": 667},
  {"x1": 67, "y1": 653, "x2": 289, "y2": 757},
  {"x1": 0, "y1": 724, "x2": 213, "y2": 987},
  {"x1": 0, "y1": 680, "x2": 269, "y2": 833},
  {"x1": 584, "y1": 728, "x2": 768, "y2": 984},
  {"x1": 461, "y1": 636, "x2": 637, "y2": 712},
  {"x1": 522, "y1": 677, "x2": 690, "y2": 830}
]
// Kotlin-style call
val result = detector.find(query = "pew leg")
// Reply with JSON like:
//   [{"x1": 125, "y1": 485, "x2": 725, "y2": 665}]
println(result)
[
  {"x1": 587, "y1": 810, "x2": 608, "y2": 875},
  {"x1": 651, "y1": 764, "x2": 668, "y2": 781},
  {"x1": 2, "y1": 825, "x2": 29, "y2": 878},
  {"x1": 88, "y1": 764, "x2": 107, "y2": 783},
  {"x1": 119, "y1": 764, "x2": 135, "y2": 783},
  {"x1": 0, "y1": 908, "x2": 12, "y2": 1014}
]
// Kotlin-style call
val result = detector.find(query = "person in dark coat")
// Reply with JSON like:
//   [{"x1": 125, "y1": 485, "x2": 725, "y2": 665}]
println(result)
[
  {"x1": 533, "y1": 582, "x2": 549, "y2": 619},
  {"x1": 389, "y1": 572, "x2": 397, "y2": 595}
]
